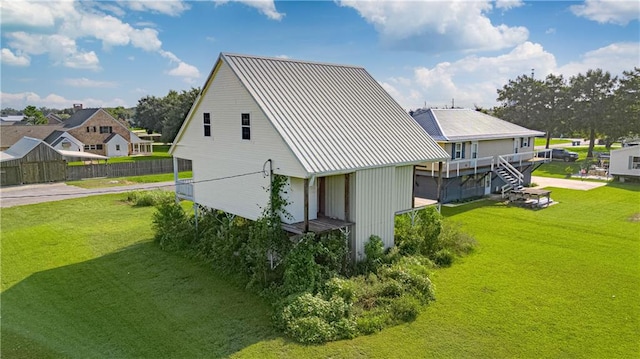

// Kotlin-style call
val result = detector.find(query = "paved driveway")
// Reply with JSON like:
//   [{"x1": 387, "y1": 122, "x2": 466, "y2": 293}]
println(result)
[
  {"x1": 0, "y1": 181, "x2": 174, "y2": 208},
  {"x1": 531, "y1": 176, "x2": 608, "y2": 191}
]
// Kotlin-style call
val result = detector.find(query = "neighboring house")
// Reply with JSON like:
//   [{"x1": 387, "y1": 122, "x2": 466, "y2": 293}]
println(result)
[
  {"x1": 609, "y1": 145, "x2": 640, "y2": 182},
  {"x1": 0, "y1": 115, "x2": 26, "y2": 125},
  {"x1": 0, "y1": 108, "x2": 153, "y2": 157},
  {"x1": 411, "y1": 108, "x2": 547, "y2": 203},
  {"x1": 46, "y1": 113, "x2": 64, "y2": 124},
  {"x1": 1, "y1": 137, "x2": 67, "y2": 185},
  {"x1": 0, "y1": 125, "x2": 64, "y2": 151},
  {"x1": 170, "y1": 53, "x2": 449, "y2": 260}
]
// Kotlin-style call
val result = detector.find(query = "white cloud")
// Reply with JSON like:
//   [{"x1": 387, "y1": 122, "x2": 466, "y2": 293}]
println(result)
[
  {"x1": 1, "y1": 48, "x2": 30, "y2": 66},
  {"x1": 168, "y1": 62, "x2": 201, "y2": 81},
  {"x1": 6, "y1": 32, "x2": 101, "y2": 70},
  {"x1": 558, "y1": 42, "x2": 640, "y2": 78},
  {"x1": 383, "y1": 41, "x2": 640, "y2": 110},
  {"x1": 215, "y1": 0, "x2": 285, "y2": 20},
  {"x1": 125, "y1": 0, "x2": 190, "y2": 16},
  {"x1": 495, "y1": 0, "x2": 524, "y2": 10},
  {"x1": 571, "y1": 0, "x2": 640, "y2": 25},
  {"x1": 545, "y1": 27, "x2": 556, "y2": 34},
  {"x1": 0, "y1": 91, "x2": 127, "y2": 109},
  {"x1": 337, "y1": 0, "x2": 528, "y2": 53},
  {"x1": 0, "y1": 1, "x2": 199, "y2": 82},
  {"x1": 63, "y1": 78, "x2": 117, "y2": 88}
]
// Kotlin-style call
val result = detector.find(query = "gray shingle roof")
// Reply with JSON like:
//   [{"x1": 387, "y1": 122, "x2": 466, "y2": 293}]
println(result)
[
  {"x1": 63, "y1": 108, "x2": 100, "y2": 128},
  {"x1": 219, "y1": 53, "x2": 449, "y2": 175},
  {"x1": 0, "y1": 125, "x2": 62, "y2": 149},
  {"x1": 412, "y1": 108, "x2": 545, "y2": 142}
]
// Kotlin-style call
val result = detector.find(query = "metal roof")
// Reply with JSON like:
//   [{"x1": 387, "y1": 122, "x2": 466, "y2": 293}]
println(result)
[
  {"x1": 2, "y1": 136, "x2": 51, "y2": 162},
  {"x1": 412, "y1": 108, "x2": 545, "y2": 142},
  {"x1": 221, "y1": 53, "x2": 449, "y2": 175}
]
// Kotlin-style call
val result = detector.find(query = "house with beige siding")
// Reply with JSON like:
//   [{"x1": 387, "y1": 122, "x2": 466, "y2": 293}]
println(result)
[
  {"x1": 411, "y1": 108, "x2": 548, "y2": 203},
  {"x1": 170, "y1": 53, "x2": 449, "y2": 260}
]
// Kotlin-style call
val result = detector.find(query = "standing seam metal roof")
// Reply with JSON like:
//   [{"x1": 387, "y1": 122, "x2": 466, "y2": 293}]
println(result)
[
  {"x1": 222, "y1": 53, "x2": 449, "y2": 175},
  {"x1": 412, "y1": 108, "x2": 545, "y2": 142}
]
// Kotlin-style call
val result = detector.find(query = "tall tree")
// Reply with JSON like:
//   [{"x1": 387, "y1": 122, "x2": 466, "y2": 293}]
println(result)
[
  {"x1": 612, "y1": 67, "x2": 640, "y2": 144},
  {"x1": 569, "y1": 69, "x2": 617, "y2": 158},
  {"x1": 22, "y1": 105, "x2": 47, "y2": 125},
  {"x1": 134, "y1": 87, "x2": 200, "y2": 142},
  {"x1": 538, "y1": 74, "x2": 571, "y2": 149}
]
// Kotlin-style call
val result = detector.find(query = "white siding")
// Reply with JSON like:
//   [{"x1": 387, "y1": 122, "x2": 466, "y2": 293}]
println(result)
[
  {"x1": 172, "y1": 61, "x2": 307, "y2": 221},
  {"x1": 284, "y1": 177, "x2": 317, "y2": 224},
  {"x1": 325, "y1": 174, "x2": 346, "y2": 220},
  {"x1": 610, "y1": 146, "x2": 640, "y2": 177},
  {"x1": 352, "y1": 166, "x2": 396, "y2": 261},
  {"x1": 394, "y1": 166, "x2": 414, "y2": 212},
  {"x1": 105, "y1": 134, "x2": 129, "y2": 157}
]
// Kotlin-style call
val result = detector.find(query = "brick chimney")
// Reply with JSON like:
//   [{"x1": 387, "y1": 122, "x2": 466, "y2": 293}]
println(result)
[{"x1": 73, "y1": 103, "x2": 83, "y2": 112}]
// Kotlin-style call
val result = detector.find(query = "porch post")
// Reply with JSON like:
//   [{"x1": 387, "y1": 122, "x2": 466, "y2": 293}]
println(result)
[
  {"x1": 437, "y1": 161, "x2": 443, "y2": 212},
  {"x1": 344, "y1": 173, "x2": 350, "y2": 221},
  {"x1": 173, "y1": 156, "x2": 179, "y2": 204},
  {"x1": 304, "y1": 178, "x2": 309, "y2": 232}
]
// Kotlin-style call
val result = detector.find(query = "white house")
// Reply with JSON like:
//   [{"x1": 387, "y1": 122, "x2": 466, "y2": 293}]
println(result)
[
  {"x1": 170, "y1": 53, "x2": 449, "y2": 260},
  {"x1": 411, "y1": 108, "x2": 547, "y2": 202},
  {"x1": 105, "y1": 133, "x2": 130, "y2": 157},
  {"x1": 609, "y1": 145, "x2": 640, "y2": 182}
]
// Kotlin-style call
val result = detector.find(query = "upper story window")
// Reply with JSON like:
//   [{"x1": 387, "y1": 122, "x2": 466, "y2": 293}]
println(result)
[
  {"x1": 452, "y1": 142, "x2": 463, "y2": 159},
  {"x1": 100, "y1": 126, "x2": 113, "y2": 134},
  {"x1": 241, "y1": 113, "x2": 251, "y2": 140},
  {"x1": 520, "y1": 137, "x2": 529, "y2": 147},
  {"x1": 203, "y1": 113, "x2": 211, "y2": 137},
  {"x1": 631, "y1": 156, "x2": 640, "y2": 170},
  {"x1": 471, "y1": 142, "x2": 478, "y2": 159}
]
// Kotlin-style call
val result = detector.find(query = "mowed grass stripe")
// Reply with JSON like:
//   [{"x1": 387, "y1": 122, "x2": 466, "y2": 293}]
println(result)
[{"x1": 1, "y1": 184, "x2": 638, "y2": 358}]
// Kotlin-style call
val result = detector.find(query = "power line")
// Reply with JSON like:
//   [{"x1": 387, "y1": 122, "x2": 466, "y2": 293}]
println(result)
[{"x1": 0, "y1": 170, "x2": 266, "y2": 200}]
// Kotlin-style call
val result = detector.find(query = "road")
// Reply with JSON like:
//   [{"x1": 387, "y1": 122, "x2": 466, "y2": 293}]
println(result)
[{"x1": 0, "y1": 181, "x2": 175, "y2": 208}]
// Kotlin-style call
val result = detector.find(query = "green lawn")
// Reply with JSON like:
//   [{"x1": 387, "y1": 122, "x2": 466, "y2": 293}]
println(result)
[
  {"x1": 534, "y1": 138, "x2": 572, "y2": 146},
  {"x1": 67, "y1": 145, "x2": 172, "y2": 166},
  {"x1": 66, "y1": 171, "x2": 192, "y2": 189},
  {"x1": 534, "y1": 145, "x2": 613, "y2": 179},
  {"x1": 2, "y1": 184, "x2": 639, "y2": 358}
]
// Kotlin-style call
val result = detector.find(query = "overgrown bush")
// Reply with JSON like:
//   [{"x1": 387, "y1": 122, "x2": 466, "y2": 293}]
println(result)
[
  {"x1": 152, "y1": 201, "x2": 194, "y2": 251},
  {"x1": 125, "y1": 190, "x2": 173, "y2": 207}
]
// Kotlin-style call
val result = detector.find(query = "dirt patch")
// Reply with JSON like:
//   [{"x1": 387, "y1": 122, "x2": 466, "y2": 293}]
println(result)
[{"x1": 628, "y1": 213, "x2": 640, "y2": 222}]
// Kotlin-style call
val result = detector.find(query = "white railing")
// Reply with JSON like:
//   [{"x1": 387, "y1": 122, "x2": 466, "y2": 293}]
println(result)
[
  {"x1": 497, "y1": 156, "x2": 524, "y2": 184},
  {"x1": 176, "y1": 178, "x2": 194, "y2": 200}
]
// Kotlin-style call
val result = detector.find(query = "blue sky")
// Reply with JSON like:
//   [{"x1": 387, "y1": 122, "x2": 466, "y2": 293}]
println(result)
[{"x1": 1, "y1": 0, "x2": 638, "y2": 111}]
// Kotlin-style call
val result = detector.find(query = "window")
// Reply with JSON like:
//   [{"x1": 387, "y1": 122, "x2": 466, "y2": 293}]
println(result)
[
  {"x1": 84, "y1": 145, "x2": 90, "y2": 151},
  {"x1": 96, "y1": 144, "x2": 103, "y2": 150},
  {"x1": 471, "y1": 142, "x2": 478, "y2": 159},
  {"x1": 631, "y1": 156, "x2": 640, "y2": 170},
  {"x1": 452, "y1": 142, "x2": 463, "y2": 159},
  {"x1": 99, "y1": 126, "x2": 113, "y2": 134},
  {"x1": 116, "y1": 144, "x2": 120, "y2": 151},
  {"x1": 203, "y1": 113, "x2": 211, "y2": 137},
  {"x1": 86, "y1": 127, "x2": 90, "y2": 133},
  {"x1": 241, "y1": 113, "x2": 251, "y2": 140},
  {"x1": 84, "y1": 144, "x2": 102, "y2": 150},
  {"x1": 520, "y1": 137, "x2": 529, "y2": 147}
]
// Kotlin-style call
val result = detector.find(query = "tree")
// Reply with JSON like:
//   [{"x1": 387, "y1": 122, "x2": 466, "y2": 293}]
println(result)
[
  {"x1": 569, "y1": 69, "x2": 617, "y2": 158},
  {"x1": 612, "y1": 67, "x2": 640, "y2": 143},
  {"x1": 22, "y1": 105, "x2": 47, "y2": 125},
  {"x1": 134, "y1": 87, "x2": 200, "y2": 142},
  {"x1": 539, "y1": 74, "x2": 571, "y2": 149}
]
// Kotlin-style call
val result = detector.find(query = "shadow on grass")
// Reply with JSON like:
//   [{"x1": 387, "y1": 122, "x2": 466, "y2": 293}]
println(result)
[
  {"x1": 605, "y1": 181, "x2": 640, "y2": 191},
  {"x1": 1, "y1": 241, "x2": 277, "y2": 358},
  {"x1": 441, "y1": 199, "x2": 507, "y2": 217}
]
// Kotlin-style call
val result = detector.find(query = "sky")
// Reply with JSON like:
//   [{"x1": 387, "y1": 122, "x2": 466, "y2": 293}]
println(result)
[{"x1": 1, "y1": 0, "x2": 639, "y2": 112}]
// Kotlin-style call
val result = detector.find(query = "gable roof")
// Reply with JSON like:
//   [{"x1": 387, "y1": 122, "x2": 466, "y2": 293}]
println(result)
[
  {"x1": 0, "y1": 124, "x2": 63, "y2": 148},
  {"x1": 173, "y1": 53, "x2": 449, "y2": 176},
  {"x1": 1, "y1": 136, "x2": 59, "y2": 162},
  {"x1": 63, "y1": 108, "x2": 101, "y2": 128},
  {"x1": 412, "y1": 108, "x2": 545, "y2": 142}
]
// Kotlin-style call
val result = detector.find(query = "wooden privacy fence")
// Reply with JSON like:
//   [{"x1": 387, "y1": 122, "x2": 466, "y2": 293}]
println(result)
[{"x1": 66, "y1": 158, "x2": 192, "y2": 180}]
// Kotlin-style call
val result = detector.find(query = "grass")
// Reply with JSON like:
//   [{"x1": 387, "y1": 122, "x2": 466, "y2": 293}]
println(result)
[
  {"x1": 2, "y1": 183, "x2": 639, "y2": 358},
  {"x1": 66, "y1": 171, "x2": 192, "y2": 189},
  {"x1": 534, "y1": 137, "x2": 572, "y2": 146},
  {"x1": 67, "y1": 145, "x2": 172, "y2": 166},
  {"x1": 535, "y1": 145, "x2": 612, "y2": 179},
  {"x1": 1, "y1": 195, "x2": 276, "y2": 358}
]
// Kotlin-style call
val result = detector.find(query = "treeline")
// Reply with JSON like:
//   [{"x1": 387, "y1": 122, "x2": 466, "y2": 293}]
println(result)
[
  {"x1": 134, "y1": 88, "x2": 200, "y2": 143},
  {"x1": 495, "y1": 67, "x2": 639, "y2": 157}
]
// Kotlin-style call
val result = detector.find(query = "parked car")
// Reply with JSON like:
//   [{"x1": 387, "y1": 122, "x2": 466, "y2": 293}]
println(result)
[{"x1": 542, "y1": 148, "x2": 579, "y2": 162}]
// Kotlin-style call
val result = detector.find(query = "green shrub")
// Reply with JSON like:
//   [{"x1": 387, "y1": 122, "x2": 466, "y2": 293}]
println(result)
[
  {"x1": 152, "y1": 201, "x2": 193, "y2": 251},
  {"x1": 125, "y1": 190, "x2": 173, "y2": 207},
  {"x1": 433, "y1": 249, "x2": 454, "y2": 267},
  {"x1": 437, "y1": 221, "x2": 477, "y2": 257},
  {"x1": 356, "y1": 313, "x2": 387, "y2": 334},
  {"x1": 283, "y1": 234, "x2": 322, "y2": 295},
  {"x1": 389, "y1": 296, "x2": 420, "y2": 322}
]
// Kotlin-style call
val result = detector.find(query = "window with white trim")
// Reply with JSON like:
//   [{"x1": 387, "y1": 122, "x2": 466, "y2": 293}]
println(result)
[
  {"x1": 241, "y1": 113, "x2": 250, "y2": 140},
  {"x1": 471, "y1": 142, "x2": 478, "y2": 159},
  {"x1": 453, "y1": 142, "x2": 463, "y2": 159},
  {"x1": 631, "y1": 156, "x2": 640, "y2": 170}
]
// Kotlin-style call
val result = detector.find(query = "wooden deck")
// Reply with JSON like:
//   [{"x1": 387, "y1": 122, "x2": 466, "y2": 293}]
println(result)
[{"x1": 281, "y1": 216, "x2": 353, "y2": 235}]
